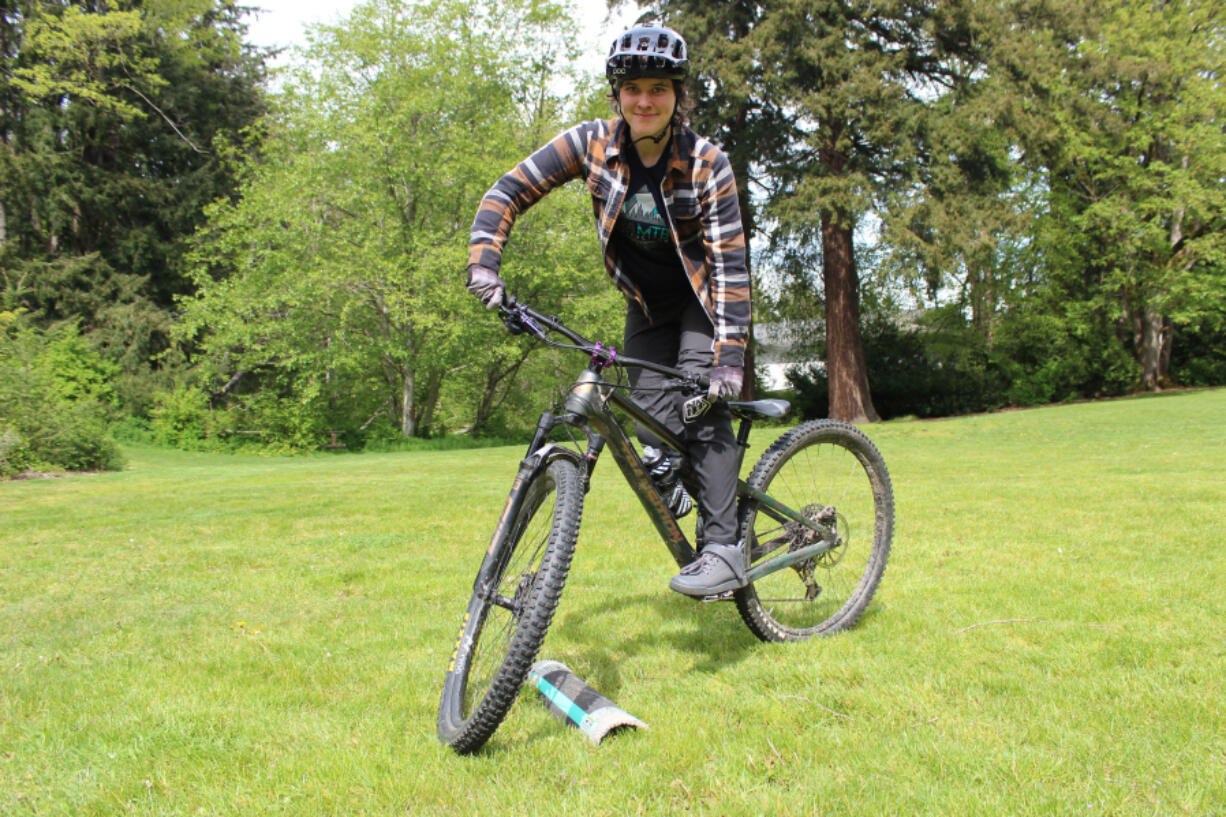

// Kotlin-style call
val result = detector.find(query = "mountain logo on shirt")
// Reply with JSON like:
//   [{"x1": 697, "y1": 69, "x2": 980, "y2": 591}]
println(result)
[{"x1": 622, "y1": 192, "x2": 670, "y2": 244}]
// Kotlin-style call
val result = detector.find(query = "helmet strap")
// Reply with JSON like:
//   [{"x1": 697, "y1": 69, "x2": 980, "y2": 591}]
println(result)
[{"x1": 632, "y1": 123, "x2": 672, "y2": 146}]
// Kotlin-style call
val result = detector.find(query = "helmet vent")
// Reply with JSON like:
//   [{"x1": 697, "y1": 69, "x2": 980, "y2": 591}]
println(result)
[{"x1": 606, "y1": 23, "x2": 689, "y2": 85}]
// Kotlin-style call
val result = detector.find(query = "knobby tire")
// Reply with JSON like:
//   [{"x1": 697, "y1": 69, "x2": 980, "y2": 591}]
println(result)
[
  {"x1": 734, "y1": 420, "x2": 894, "y2": 642},
  {"x1": 436, "y1": 458, "x2": 583, "y2": 753}
]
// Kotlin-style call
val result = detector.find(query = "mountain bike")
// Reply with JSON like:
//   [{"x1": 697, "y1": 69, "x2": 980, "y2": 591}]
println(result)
[{"x1": 437, "y1": 298, "x2": 894, "y2": 754}]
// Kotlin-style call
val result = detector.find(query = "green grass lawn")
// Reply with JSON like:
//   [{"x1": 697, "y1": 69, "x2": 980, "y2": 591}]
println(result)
[{"x1": 3, "y1": 389, "x2": 1225, "y2": 815}]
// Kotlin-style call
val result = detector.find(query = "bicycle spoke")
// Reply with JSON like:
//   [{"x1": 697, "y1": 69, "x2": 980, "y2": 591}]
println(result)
[
  {"x1": 439, "y1": 457, "x2": 585, "y2": 753},
  {"x1": 736, "y1": 421, "x2": 892, "y2": 641}
]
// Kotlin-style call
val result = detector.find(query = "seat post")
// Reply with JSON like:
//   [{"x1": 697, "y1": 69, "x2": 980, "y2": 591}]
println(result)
[{"x1": 735, "y1": 416, "x2": 753, "y2": 449}]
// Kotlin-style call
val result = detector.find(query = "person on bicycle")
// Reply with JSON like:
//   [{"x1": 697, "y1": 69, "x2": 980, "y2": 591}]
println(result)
[{"x1": 465, "y1": 22, "x2": 751, "y2": 598}]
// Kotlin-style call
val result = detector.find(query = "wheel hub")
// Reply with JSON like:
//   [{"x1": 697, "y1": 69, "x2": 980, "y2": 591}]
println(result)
[
  {"x1": 511, "y1": 570, "x2": 537, "y2": 616},
  {"x1": 786, "y1": 503, "x2": 843, "y2": 600}
]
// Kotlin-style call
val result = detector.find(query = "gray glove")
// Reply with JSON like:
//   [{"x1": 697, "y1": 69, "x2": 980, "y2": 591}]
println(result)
[
  {"x1": 466, "y1": 264, "x2": 505, "y2": 309},
  {"x1": 707, "y1": 365, "x2": 743, "y2": 401}
]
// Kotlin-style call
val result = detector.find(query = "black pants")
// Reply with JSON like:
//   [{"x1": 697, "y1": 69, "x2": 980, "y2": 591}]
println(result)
[{"x1": 622, "y1": 298, "x2": 739, "y2": 545}]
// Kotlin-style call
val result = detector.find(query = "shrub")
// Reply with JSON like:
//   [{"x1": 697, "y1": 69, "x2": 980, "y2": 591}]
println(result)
[
  {"x1": 784, "y1": 303, "x2": 1142, "y2": 422},
  {"x1": 786, "y1": 311, "x2": 1007, "y2": 421},
  {"x1": 151, "y1": 385, "x2": 213, "y2": 449},
  {"x1": 990, "y1": 307, "x2": 1135, "y2": 402},
  {"x1": 0, "y1": 313, "x2": 124, "y2": 477},
  {"x1": 1169, "y1": 322, "x2": 1226, "y2": 387}
]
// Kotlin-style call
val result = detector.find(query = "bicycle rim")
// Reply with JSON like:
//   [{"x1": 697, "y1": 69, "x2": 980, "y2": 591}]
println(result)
[
  {"x1": 437, "y1": 458, "x2": 582, "y2": 753},
  {"x1": 735, "y1": 420, "x2": 893, "y2": 642}
]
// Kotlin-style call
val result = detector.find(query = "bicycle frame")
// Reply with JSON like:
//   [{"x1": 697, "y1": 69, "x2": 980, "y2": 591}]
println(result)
[
  {"x1": 564, "y1": 368, "x2": 702, "y2": 568},
  {"x1": 475, "y1": 302, "x2": 841, "y2": 597}
]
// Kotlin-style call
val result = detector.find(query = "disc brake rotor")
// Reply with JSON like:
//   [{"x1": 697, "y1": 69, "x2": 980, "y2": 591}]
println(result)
[
  {"x1": 785, "y1": 504, "x2": 842, "y2": 601},
  {"x1": 511, "y1": 570, "x2": 536, "y2": 617}
]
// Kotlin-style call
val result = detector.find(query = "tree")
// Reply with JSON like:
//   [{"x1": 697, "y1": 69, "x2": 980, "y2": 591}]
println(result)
[
  {"x1": 180, "y1": 0, "x2": 615, "y2": 442},
  {"x1": 0, "y1": 0, "x2": 268, "y2": 373},
  {"x1": 1039, "y1": 0, "x2": 1226, "y2": 390},
  {"x1": 629, "y1": 0, "x2": 989, "y2": 423},
  {"x1": 969, "y1": 0, "x2": 1226, "y2": 393}
]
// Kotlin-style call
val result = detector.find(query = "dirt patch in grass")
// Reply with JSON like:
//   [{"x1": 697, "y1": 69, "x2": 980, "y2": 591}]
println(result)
[{"x1": 8, "y1": 469, "x2": 101, "y2": 481}]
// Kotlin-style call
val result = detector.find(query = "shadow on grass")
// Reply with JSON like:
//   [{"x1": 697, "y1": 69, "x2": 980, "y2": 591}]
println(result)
[
  {"x1": 544, "y1": 589, "x2": 761, "y2": 697},
  {"x1": 461, "y1": 584, "x2": 892, "y2": 757}
]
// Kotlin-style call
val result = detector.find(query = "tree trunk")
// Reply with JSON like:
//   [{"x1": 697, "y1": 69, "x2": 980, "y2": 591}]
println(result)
[
  {"x1": 414, "y1": 369, "x2": 443, "y2": 436},
  {"x1": 400, "y1": 367, "x2": 416, "y2": 437},
  {"x1": 1136, "y1": 305, "x2": 1166, "y2": 391},
  {"x1": 968, "y1": 251, "x2": 997, "y2": 345},
  {"x1": 472, "y1": 349, "x2": 532, "y2": 432},
  {"x1": 821, "y1": 213, "x2": 880, "y2": 423},
  {"x1": 1158, "y1": 315, "x2": 1173, "y2": 385}
]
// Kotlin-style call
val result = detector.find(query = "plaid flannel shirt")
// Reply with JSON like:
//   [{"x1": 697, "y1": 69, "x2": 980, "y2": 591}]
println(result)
[{"x1": 468, "y1": 118, "x2": 750, "y2": 369}]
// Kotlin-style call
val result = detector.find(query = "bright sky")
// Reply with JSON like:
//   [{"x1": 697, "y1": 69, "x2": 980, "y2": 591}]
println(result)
[{"x1": 245, "y1": 0, "x2": 641, "y2": 74}]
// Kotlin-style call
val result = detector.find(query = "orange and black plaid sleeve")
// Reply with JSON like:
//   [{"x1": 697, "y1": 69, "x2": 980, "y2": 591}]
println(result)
[{"x1": 468, "y1": 121, "x2": 604, "y2": 272}]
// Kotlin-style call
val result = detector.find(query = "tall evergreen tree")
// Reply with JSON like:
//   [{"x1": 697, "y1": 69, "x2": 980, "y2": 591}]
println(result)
[
  {"x1": 0, "y1": 0, "x2": 268, "y2": 371},
  {"x1": 629, "y1": 0, "x2": 988, "y2": 422},
  {"x1": 1018, "y1": 0, "x2": 1226, "y2": 390}
]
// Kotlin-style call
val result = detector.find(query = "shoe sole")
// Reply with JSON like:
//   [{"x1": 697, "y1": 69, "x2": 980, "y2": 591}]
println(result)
[{"x1": 668, "y1": 576, "x2": 746, "y2": 598}]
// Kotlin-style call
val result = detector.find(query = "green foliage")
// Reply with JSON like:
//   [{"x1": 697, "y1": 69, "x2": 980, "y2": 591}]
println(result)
[
  {"x1": 644, "y1": 0, "x2": 1005, "y2": 420},
  {"x1": 786, "y1": 301, "x2": 1140, "y2": 421},
  {"x1": 642, "y1": 0, "x2": 1226, "y2": 416},
  {"x1": 39, "y1": 323, "x2": 121, "y2": 404},
  {"x1": 981, "y1": 0, "x2": 1226, "y2": 390},
  {"x1": 5, "y1": 0, "x2": 1221, "y2": 441},
  {"x1": 990, "y1": 303, "x2": 1137, "y2": 405},
  {"x1": 0, "y1": 311, "x2": 123, "y2": 476},
  {"x1": 149, "y1": 384, "x2": 213, "y2": 449},
  {"x1": 788, "y1": 316, "x2": 1003, "y2": 421},
  {"x1": 1169, "y1": 323, "x2": 1226, "y2": 387},
  {"x1": 0, "y1": 0, "x2": 269, "y2": 377},
  {"x1": 10, "y1": 3, "x2": 159, "y2": 120},
  {"x1": 178, "y1": 0, "x2": 618, "y2": 449}
]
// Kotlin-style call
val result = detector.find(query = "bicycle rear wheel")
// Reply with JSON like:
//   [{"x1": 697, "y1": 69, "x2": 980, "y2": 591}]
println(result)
[
  {"x1": 437, "y1": 457, "x2": 583, "y2": 753},
  {"x1": 734, "y1": 420, "x2": 893, "y2": 642}
]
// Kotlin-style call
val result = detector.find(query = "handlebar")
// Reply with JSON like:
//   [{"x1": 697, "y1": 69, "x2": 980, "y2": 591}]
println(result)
[{"x1": 499, "y1": 295, "x2": 709, "y2": 393}]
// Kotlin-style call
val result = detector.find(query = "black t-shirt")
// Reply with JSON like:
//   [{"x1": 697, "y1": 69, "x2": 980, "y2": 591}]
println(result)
[{"x1": 612, "y1": 141, "x2": 693, "y2": 309}]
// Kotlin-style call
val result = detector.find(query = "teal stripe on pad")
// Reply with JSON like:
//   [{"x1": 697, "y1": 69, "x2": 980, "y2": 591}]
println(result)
[{"x1": 536, "y1": 677, "x2": 587, "y2": 727}]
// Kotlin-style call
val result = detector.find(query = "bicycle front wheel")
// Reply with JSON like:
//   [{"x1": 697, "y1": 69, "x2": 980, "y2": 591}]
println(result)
[
  {"x1": 734, "y1": 420, "x2": 893, "y2": 642},
  {"x1": 437, "y1": 457, "x2": 583, "y2": 753}
]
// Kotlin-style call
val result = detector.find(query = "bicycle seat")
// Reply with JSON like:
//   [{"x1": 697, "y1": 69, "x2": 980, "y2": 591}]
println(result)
[{"x1": 726, "y1": 398, "x2": 791, "y2": 419}]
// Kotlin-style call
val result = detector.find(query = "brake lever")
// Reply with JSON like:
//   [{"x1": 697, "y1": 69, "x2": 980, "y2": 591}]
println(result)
[
  {"x1": 500, "y1": 306, "x2": 527, "y2": 335},
  {"x1": 499, "y1": 298, "x2": 546, "y2": 339}
]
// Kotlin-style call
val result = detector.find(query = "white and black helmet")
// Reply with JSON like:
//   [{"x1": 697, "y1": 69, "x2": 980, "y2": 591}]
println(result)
[{"x1": 606, "y1": 22, "x2": 689, "y2": 88}]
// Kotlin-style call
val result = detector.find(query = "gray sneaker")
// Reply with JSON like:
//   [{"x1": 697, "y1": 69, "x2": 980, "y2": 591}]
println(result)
[{"x1": 668, "y1": 543, "x2": 747, "y2": 597}]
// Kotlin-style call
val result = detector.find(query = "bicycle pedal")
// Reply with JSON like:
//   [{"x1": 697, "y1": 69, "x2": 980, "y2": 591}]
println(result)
[{"x1": 699, "y1": 590, "x2": 735, "y2": 603}]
